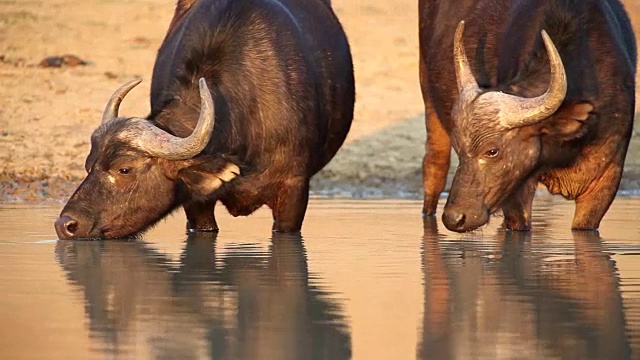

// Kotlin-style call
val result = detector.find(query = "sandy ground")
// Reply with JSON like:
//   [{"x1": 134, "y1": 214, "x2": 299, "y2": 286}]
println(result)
[{"x1": 0, "y1": 0, "x2": 639, "y2": 202}]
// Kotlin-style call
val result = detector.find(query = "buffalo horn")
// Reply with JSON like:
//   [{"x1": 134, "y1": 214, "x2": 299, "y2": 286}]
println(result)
[
  {"x1": 453, "y1": 21, "x2": 567, "y2": 129},
  {"x1": 491, "y1": 30, "x2": 567, "y2": 128},
  {"x1": 453, "y1": 20, "x2": 480, "y2": 94},
  {"x1": 135, "y1": 77, "x2": 215, "y2": 160},
  {"x1": 101, "y1": 78, "x2": 142, "y2": 124}
]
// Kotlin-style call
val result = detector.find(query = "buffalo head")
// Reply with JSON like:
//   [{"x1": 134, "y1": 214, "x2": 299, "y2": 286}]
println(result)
[
  {"x1": 55, "y1": 78, "x2": 239, "y2": 239},
  {"x1": 442, "y1": 21, "x2": 592, "y2": 232}
]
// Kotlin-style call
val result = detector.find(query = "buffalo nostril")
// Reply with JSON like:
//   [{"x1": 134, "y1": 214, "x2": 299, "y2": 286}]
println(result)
[
  {"x1": 66, "y1": 220, "x2": 78, "y2": 234},
  {"x1": 55, "y1": 215, "x2": 79, "y2": 239}
]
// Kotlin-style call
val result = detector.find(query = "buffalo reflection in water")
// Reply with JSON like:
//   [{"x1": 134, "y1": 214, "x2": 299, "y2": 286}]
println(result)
[
  {"x1": 419, "y1": 218, "x2": 631, "y2": 360},
  {"x1": 55, "y1": 233, "x2": 351, "y2": 360}
]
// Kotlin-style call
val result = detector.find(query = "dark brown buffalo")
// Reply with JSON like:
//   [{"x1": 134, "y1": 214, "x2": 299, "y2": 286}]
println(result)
[
  {"x1": 419, "y1": 0, "x2": 636, "y2": 232},
  {"x1": 54, "y1": 0, "x2": 355, "y2": 239}
]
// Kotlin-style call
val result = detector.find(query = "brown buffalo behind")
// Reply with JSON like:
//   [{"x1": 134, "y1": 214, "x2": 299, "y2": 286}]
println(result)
[{"x1": 419, "y1": 0, "x2": 636, "y2": 233}]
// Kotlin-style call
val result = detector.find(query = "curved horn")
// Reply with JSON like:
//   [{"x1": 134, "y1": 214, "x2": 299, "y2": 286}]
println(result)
[
  {"x1": 101, "y1": 78, "x2": 142, "y2": 124},
  {"x1": 136, "y1": 78, "x2": 215, "y2": 160},
  {"x1": 453, "y1": 20, "x2": 479, "y2": 94},
  {"x1": 484, "y1": 30, "x2": 567, "y2": 129}
]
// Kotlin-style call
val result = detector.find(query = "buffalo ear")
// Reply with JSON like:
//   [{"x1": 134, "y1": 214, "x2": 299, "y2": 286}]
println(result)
[
  {"x1": 177, "y1": 157, "x2": 241, "y2": 199},
  {"x1": 540, "y1": 101, "x2": 594, "y2": 140}
]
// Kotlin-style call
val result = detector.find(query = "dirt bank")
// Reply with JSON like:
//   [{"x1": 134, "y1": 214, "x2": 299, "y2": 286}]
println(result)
[{"x1": 1, "y1": 0, "x2": 639, "y2": 202}]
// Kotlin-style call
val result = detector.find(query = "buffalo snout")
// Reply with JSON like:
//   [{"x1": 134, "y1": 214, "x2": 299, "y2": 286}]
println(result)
[
  {"x1": 442, "y1": 210, "x2": 466, "y2": 231},
  {"x1": 55, "y1": 212, "x2": 95, "y2": 240},
  {"x1": 442, "y1": 203, "x2": 489, "y2": 233}
]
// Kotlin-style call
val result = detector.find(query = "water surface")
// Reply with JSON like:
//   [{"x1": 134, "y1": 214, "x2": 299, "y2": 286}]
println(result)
[{"x1": 1, "y1": 195, "x2": 640, "y2": 359}]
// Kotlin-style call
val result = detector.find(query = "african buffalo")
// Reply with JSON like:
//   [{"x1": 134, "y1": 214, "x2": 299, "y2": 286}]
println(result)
[
  {"x1": 419, "y1": 0, "x2": 636, "y2": 232},
  {"x1": 54, "y1": 0, "x2": 355, "y2": 239}
]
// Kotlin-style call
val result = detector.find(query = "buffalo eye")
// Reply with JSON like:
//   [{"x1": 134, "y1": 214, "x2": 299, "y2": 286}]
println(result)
[
  {"x1": 118, "y1": 167, "x2": 131, "y2": 175},
  {"x1": 485, "y1": 148, "x2": 499, "y2": 158}
]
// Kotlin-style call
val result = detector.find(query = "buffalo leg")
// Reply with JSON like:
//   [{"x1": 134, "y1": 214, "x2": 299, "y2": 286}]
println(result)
[
  {"x1": 184, "y1": 200, "x2": 218, "y2": 232},
  {"x1": 572, "y1": 164, "x2": 622, "y2": 230},
  {"x1": 501, "y1": 178, "x2": 537, "y2": 231},
  {"x1": 272, "y1": 177, "x2": 309, "y2": 232},
  {"x1": 422, "y1": 96, "x2": 451, "y2": 215}
]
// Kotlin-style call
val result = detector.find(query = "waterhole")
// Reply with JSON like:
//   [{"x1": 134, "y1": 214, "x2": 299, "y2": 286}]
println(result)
[{"x1": 1, "y1": 195, "x2": 639, "y2": 359}]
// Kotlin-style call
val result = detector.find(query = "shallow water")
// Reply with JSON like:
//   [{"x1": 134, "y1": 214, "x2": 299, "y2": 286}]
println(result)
[{"x1": 1, "y1": 195, "x2": 640, "y2": 359}]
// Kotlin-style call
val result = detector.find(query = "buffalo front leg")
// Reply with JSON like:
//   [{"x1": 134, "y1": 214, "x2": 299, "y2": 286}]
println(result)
[
  {"x1": 422, "y1": 100, "x2": 451, "y2": 216},
  {"x1": 501, "y1": 178, "x2": 537, "y2": 231},
  {"x1": 572, "y1": 164, "x2": 622, "y2": 230},
  {"x1": 184, "y1": 200, "x2": 219, "y2": 233},
  {"x1": 272, "y1": 177, "x2": 309, "y2": 233}
]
